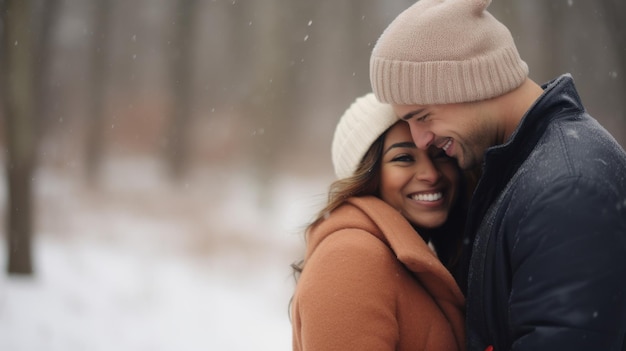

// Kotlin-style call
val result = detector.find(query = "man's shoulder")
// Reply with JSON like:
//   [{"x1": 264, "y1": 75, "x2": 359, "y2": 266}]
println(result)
[
  {"x1": 497, "y1": 114, "x2": 626, "y2": 218},
  {"x1": 529, "y1": 114, "x2": 626, "y2": 184}
]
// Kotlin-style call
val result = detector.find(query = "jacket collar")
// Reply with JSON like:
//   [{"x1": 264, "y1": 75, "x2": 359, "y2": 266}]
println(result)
[
  {"x1": 459, "y1": 74, "x2": 585, "y2": 293},
  {"x1": 478, "y1": 73, "x2": 585, "y2": 205},
  {"x1": 485, "y1": 73, "x2": 585, "y2": 174}
]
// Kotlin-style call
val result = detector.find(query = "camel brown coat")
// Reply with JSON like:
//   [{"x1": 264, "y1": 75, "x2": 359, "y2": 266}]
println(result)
[{"x1": 291, "y1": 196, "x2": 466, "y2": 351}]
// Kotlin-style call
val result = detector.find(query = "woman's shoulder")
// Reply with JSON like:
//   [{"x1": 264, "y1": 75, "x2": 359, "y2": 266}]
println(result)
[
  {"x1": 307, "y1": 196, "x2": 386, "y2": 242},
  {"x1": 315, "y1": 225, "x2": 393, "y2": 260},
  {"x1": 298, "y1": 225, "x2": 405, "y2": 301},
  {"x1": 305, "y1": 200, "x2": 401, "y2": 275}
]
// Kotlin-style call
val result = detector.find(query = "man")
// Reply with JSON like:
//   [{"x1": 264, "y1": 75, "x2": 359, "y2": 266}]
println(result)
[{"x1": 369, "y1": 0, "x2": 626, "y2": 350}]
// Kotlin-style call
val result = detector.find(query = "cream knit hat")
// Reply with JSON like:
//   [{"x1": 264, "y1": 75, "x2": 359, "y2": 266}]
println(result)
[
  {"x1": 370, "y1": 0, "x2": 528, "y2": 105},
  {"x1": 332, "y1": 93, "x2": 398, "y2": 179}
]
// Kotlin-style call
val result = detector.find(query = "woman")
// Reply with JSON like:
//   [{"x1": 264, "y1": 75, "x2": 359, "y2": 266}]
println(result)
[{"x1": 291, "y1": 93, "x2": 473, "y2": 351}]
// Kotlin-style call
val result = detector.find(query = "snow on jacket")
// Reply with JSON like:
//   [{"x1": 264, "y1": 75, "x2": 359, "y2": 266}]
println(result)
[
  {"x1": 291, "y1": 195, "x2": 465, "y2": 351},
  {"x1": 461, "y1": 74, "x2": 626, "y2": 351}
]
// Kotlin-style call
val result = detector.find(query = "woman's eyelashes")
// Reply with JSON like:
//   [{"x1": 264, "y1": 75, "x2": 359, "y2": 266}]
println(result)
[{"x1": 390, "y1": 153, "x2": 415, "y2": 163}]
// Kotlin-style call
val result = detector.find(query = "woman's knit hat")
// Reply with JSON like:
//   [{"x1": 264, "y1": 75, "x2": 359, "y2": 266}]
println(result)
[
  {"x1": 332, "y1": 93, "x2": 398, "y2": 179},
  {"x1": 370, "y1": 0, "x2": 528, "y2": 105}
]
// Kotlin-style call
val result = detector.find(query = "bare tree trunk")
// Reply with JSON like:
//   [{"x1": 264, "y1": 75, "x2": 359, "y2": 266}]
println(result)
[
  {"x1": 165, "y1": 0, "x2": 198, "y2": 180},
  {"x1": 600, "y1": 0, "x2": 626, "y2": 143},
  {"x1": 601, "y1": 0, "x2": 626, "y2": 77},
  {"x1": 1, "y1": 0, "x2": 36, "y2": 275},
  {"x1": 243, "y1": 0, "x2": 294, "y2": 208},
  {"x1": 34, "y1": 0, "x2": 61, "y2": 139},
  {"x1": 349, "y1": 0, "x2": 382, "y2": 95},
  {"x1": 85, "y1": 0, "x2": 111, "y2": 184}
]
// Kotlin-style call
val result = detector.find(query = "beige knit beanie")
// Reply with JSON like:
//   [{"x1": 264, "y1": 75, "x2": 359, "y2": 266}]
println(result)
[
  {"x1": 332, "y1": 93, "x2": 398, "y2": 179},
  {"x1": 370, "y1": 0, "x2": 528, "y2": 105}
]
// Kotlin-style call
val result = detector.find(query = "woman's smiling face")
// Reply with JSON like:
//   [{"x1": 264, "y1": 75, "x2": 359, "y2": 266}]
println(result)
[{"x1": 379, "y1": 122, "x2": 460, "y2": 230}]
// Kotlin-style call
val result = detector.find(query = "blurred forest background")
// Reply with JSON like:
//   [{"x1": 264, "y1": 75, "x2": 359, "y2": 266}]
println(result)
[
  {"x1": 2, "y1": 0, "x2": 625, "y2": 273},
  {"x1": 0, "y1": 0, "x2": 625, "y2": 349}
]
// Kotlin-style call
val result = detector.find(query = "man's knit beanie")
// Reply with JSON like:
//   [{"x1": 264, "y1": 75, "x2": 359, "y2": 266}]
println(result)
[
  {"x1": 332, "y1": 93, "x2": 397, "y2": 179},
  {"x1": 370, "y1": 0, "x2": 529, "y2": 105}
]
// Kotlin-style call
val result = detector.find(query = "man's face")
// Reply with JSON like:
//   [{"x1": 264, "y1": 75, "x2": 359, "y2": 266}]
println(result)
[{"x1": 392, "y1": 102, "x2": 497, "y2": 171}]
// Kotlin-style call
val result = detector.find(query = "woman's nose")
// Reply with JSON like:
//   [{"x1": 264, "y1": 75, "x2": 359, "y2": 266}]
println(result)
[{"x1": 415, "y1": 157, "x2": 441, "y2": 184}]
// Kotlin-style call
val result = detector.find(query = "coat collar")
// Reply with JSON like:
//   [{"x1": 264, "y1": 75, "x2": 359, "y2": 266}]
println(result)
[{"x1": 306, "y1": 196, "x2": 465, "y2": 305}]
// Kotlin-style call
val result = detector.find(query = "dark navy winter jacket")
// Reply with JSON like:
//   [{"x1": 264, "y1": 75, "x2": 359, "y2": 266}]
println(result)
[{"x1": 462, "y1": 74, "x2": 626, "y2": 351}]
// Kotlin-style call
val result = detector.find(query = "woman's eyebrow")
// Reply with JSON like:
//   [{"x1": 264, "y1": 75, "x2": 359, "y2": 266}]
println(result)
[{"x1": 383, "y1": 141, "x2": 416, "y2": 156}]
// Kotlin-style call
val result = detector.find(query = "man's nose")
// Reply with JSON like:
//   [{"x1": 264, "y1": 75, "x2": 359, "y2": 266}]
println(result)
[{"x1": 409, "y1": 123, "x2": 434, "y2": 150}]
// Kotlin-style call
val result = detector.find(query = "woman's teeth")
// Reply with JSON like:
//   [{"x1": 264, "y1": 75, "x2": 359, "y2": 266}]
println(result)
[
  {"x1": 442, "y1": 139, "x2": 452, "y2": 151},
  {"x1": 411, "y1": 192, "x2": 443, "y2": 202}
]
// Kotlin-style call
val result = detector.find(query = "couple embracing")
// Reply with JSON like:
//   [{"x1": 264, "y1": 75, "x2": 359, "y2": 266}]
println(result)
[{"x1": 291, "y1": 0, "x2": 626, "y2": 350}]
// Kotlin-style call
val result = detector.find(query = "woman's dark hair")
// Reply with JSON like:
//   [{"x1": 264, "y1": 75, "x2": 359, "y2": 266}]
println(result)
[
  {"x1": 425, "y1": 167, "x2": 476, "y2": 276},
  {"x1": 290, "y1": 132, "x2": 386, "y2": 276},
  {"x1": 311, "y1": 135, "x2": 386, "y2": 228}
]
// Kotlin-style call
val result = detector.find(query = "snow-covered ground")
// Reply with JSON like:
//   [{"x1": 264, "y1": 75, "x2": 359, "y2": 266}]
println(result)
[{"x1": 0, "y1": 158, "x2": 331, "y2": 351}]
